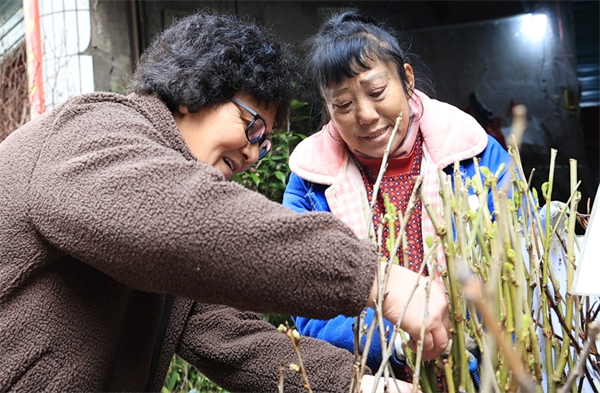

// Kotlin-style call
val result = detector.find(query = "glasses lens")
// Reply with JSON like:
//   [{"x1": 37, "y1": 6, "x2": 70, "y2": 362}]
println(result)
[
  {"x1": 258, "y1": 138, "x2": 272, "y2": 160},
  {"x1": 247, "y1": 118, "x2": 266, "y2": 144}
]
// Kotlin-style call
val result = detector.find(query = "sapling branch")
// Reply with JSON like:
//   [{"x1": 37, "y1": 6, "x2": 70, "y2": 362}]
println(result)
[
  {"x1": 411, "y1": 262, "x2": 438, "y2": 393},
  {"x1": 370, "y1": 259, "x2": 429, "y2": 393},
  {"x1": 368, "y1": 178, "x2": 425, "y2": 393},
  {"x1": 461, "y1": 275, "x2": 538, "y2": 393},
  {"x1": 364, "y1": 112, "x2": 404, "y2": 245},
  {"x1": 369, "y1": 112, "x2": 403, "y2": 212},
  {"x1": 278, "y1": 324, "x2": 313, "y2": 393},
  {"x1": 556, "y1": 322, "x2": 600, "y2": 393},
  {"x1": 278, "y1": 365, "x2": 286, "y2": 393}
]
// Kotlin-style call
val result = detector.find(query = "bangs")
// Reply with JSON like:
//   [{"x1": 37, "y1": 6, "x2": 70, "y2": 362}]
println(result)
[{"x1": 320, "y1": 34, "x2": 381, "y2": 87}]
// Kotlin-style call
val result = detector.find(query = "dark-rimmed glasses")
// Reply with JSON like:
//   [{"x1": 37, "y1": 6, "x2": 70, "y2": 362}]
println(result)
[{"x1": 231, "y1": 98, "x2": 272, "y2": 160}]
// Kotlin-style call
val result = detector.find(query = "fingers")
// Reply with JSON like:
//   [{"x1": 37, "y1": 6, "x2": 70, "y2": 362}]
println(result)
[
  {"x1": 407, "y1": 320, "x2": 451, "y2": 360},
  {"x1": 407, "y1": 341, "x2": 441, "y2": 361},
  {"x1": 407, "y1": 334, "x2": 435, "y2": 361},
  {"x1": 407, "y1": 331, "x2": 433, "y2": 352},
  {"x1": 381, "y1": 265, "x2": 452, "y2": 360},
  {"x1": 427, "y1": 322, "x2": 450, "y2": 359},
  {"x1": 426, "y1": 282, "x2": 452, "y2": 358}
]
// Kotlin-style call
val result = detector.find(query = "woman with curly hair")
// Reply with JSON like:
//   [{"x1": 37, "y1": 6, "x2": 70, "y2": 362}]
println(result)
[{"x1": 0, "y1": 10, "x2": 448, "y2": 392}]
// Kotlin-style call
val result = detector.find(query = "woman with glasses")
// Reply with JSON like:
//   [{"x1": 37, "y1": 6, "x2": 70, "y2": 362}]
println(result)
[
  {"x1": 0, "y1": 10, "x2": 445, "y2": 393},
  {"x1": 283, "y1": 9, "x2": 511, "y2": 388}
]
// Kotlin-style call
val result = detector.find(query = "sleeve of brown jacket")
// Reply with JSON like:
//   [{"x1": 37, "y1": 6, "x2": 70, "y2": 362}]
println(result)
[
  {"x1": 26, "y1": 92, "x2": 378, "y2": 320},
  {"x1": 177, "y1": 303, "x2": 370, "y2": 393}
]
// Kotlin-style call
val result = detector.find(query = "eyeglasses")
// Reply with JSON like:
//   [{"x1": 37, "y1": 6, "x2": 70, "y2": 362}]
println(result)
[{"x1": 231, "y1": 98, "x2": 272, "y2": 160}]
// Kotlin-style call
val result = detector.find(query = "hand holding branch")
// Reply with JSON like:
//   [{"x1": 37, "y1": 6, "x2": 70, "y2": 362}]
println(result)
[{"x1": 367, "y1": 263, "x2": 451, "y2": 360}]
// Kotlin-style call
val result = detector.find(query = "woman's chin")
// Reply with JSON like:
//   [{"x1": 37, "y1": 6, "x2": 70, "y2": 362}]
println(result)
[
  {"x1": 350, "y1": 147, "x2": 384, "y2": 159},
  {"x1": 352, "y1": 141, "x2": 402, "y2": 159},
  {"x1": 353, "y1": 133, "x2": 404, "y2": 158},
  {"x1": 215, "y1": 164, "x2": 233, "y2": 180}
]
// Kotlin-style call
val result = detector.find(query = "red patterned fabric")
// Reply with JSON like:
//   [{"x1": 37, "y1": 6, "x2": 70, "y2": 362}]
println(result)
[
  {"x1": 354, "y1": 132, "x2": 425, "y2": 274},
  {"x1": 354, "y1": 132, "x2": 446, "y2": 390}
]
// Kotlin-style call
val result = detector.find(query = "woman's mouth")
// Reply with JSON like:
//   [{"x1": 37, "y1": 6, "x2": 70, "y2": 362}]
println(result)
[
  {"x1": 363, "y1": 127, "x2": 389, "y2": 140},
  {"x1": 223, "y1": 157, "x2": 235, "y2": 172}
]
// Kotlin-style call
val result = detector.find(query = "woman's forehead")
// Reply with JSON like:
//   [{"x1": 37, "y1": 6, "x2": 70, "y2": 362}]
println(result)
[{"x1": 325, "y1": 61, "x2": 395, "y2": 91}]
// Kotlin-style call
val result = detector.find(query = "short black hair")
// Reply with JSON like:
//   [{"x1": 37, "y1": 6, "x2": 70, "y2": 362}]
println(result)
[{"x1": 127, "y1": 10, "x2": 299, "y2": 127}]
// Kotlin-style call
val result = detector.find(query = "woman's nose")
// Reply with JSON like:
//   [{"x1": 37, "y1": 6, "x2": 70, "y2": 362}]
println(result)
[
  {"x1": 356, "y1": 99, "x2": 379, "y2": 125},
  {"x1": 240, "y1": 141, "x2": 260, "y2": 168}
]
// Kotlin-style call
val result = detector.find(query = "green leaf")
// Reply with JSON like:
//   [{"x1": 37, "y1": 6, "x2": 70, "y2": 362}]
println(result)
[
  {"x1": 290, "y1": 99, "x2": 308, "y2": 109},
  {"x1": 541, "y1": 182, "x2": 550, "y2": 199},
  {"x1": 506, "y1": 248, "x2": 516, "y2": 262},
  {"x1": 532, "y1": 188, "x2": 539, "y2": 204},
  {"x1": 166, "y1": 370, "x2": 178, "y2": 390},
  {"x1": 274, "y1": 171, "x2": 287, "y2": 184},
  {"x1": 291, "y1": 115, "x2": 310, "y2": 122},
  {"x1": 425, "y1": 236, "x2": 433, "y2": 248},
  {"x1": 494, "y1": 162, "x2": 506, "y2": 177},
  {"x1": 480, "y1": 166, "x2": 492, "y2": 178},
  {"x1": 249, "y1": 172, "x2": 261, "y2": 185}
]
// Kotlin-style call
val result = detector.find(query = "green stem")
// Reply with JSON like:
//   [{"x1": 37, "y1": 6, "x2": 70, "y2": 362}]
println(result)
[
  {"x1": 444, "y1": 359, "x2": 456, "y2": 393},
  {"x1": 502, "y1": 268, "x2": 515, "y2": 335},
  {"x1": 542, "y1": 148, "x2": 558, "y2": 393},
  {"x1": 552, "y1": 160, "x2": 579, "y2": 380},
  {"x1": 528, "y1": 315, "x2": 543, "y2": 382},
  {"x1": 438, "y1": 170, "x2": 468, "y2": 390}
]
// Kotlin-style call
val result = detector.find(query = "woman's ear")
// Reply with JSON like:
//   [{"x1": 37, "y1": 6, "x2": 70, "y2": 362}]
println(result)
[
  {"x1": 178, "y1": 105, "x2": 190, "y2": 115},
  {"x1": 403, "y1": 63, "x2": 415, "y2": 96},
  {"x1": 173, "y1": 105, "x2": 191, "y2": 127}
]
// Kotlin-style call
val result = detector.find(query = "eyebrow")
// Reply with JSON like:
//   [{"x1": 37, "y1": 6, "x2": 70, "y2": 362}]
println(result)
[
  {"x1": 239, "y1": 105, "x2": 272, "y2": 133},
  {"x1": 235, "y1": 105, "x2": 259, "y2": 124},
  {"x1": 240, "y1": 111, "x2": 255, "y2": 123},
  {"x1": 329, "y1": 71, "x2": 389, "y2": 97}
]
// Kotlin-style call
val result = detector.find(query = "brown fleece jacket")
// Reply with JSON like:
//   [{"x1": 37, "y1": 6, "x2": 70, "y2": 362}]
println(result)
[{"x1": 0, "y1": 92, "x2": 378, "y2": 392}]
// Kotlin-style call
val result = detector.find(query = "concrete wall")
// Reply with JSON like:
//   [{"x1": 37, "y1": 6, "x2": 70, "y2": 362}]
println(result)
[
  {"x1": 87, "y1": 0, "x2": 594, "y2": 203},
  {"x1": 134, "y1": 1, "x2": 527, "y2": 49},
  {"x1": 137, "y1": 1, "x2": 333, "y2": 47},
  {"x1": 87, "y1": 0, "x2": 136, "y2": 93},
  {"x1": 408, "y1": 4, "x2": 593, "y2": 203}
]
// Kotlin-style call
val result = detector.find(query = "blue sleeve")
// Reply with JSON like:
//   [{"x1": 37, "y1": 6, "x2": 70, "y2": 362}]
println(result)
[
  {"x1": 461, "y1": 135, "x2": 511, "y2": 212},
  {"x1": 284, "y1": 173, "x2": 405, "y2": 371},
  {"x1": 293, "y1": 308, "x2": 404, "y2": 373},
  {"x1": 282, "y1": 172, "x2": 330, "y2": 213}
]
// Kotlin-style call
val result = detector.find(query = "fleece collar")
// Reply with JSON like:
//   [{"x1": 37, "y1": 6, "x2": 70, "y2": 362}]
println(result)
[{"x1": 289, "y1": 90, "x2": 488, "y2": 185}]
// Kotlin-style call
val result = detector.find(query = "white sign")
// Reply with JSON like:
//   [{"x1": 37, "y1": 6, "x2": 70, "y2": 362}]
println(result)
[{"x1": 572, "y1": 185, "x2": 600, "y2": 296}]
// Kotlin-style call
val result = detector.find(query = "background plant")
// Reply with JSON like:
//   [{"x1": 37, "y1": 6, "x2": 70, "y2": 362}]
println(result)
[{"x1": 162, "y1": 355, "x2": 227, "y2": 393}]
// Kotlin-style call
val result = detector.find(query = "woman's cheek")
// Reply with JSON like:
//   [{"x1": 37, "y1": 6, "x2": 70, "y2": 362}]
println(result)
[{"x1": 337, "y1": 112, "x2": 355, "y2": 128}]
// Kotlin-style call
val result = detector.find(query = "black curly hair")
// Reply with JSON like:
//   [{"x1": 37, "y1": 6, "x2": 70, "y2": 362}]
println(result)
[{"x1": 127, "y1": 10, "x2": 300, "y2": 127}]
